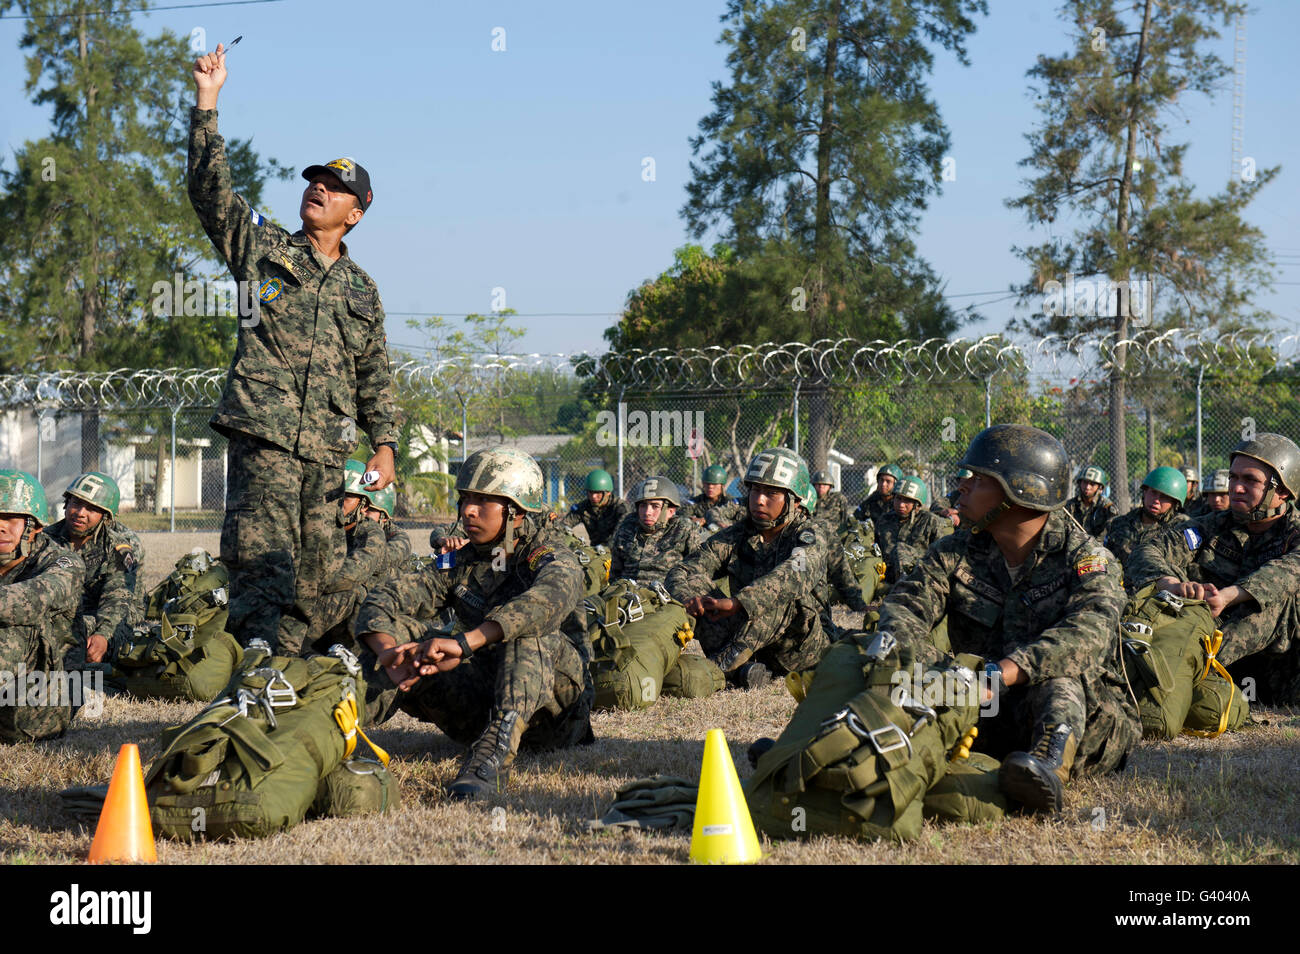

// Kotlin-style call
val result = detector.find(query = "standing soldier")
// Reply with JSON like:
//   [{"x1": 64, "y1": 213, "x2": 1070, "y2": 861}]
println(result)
[
  {"x1": 666, "y1": 448, "x2": 867, "y2": 688},
  {"x1": 609, "y1": 476, "x2": 701, "y2": 584},
  {"x1": 354, "y1": 448, "x2": 593, "y2": 801},
  {"x1": 561, "y1": 469, "x2": 631, "y2": 547},
  {"x1": 855, "y1": 464, "x2": 903, "y2": 524},
  {"x1": 875, "y1": 476, "x2": 953, "y2": 585},
  {"x1": 876, "y1": 426, "x2": 1138, "y2": 815},
  {"x1": 190, "y1": 45, "x2": 399, "y2": 655},
  {"x1": 810, "y1": 470, "x2": 852, "y2": 537},
  {"x1": 1126, "y1": 434, "x2": 1300, "y2": 704},
  {"x1": 1103, "y1": 466, "x2": 1190, "y2": 572},
  {"x1": 0, "y1": 471, "x2": 86, "y2": 742},
  {"x1": 1064, "y1": 465, "x2": 1118, "y2": 539},
  {"x1": 44, "y1": 472, "x2": 144, "y2": 667}
]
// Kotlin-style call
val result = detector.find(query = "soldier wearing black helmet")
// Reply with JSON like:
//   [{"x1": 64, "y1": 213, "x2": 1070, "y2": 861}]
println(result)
[
  {"x1": 1127, "y1": 433, "x2": 1300, "y2": 704},
  {"x1": 875, "y1": 425, "x2": 1138, "y2": 816}
]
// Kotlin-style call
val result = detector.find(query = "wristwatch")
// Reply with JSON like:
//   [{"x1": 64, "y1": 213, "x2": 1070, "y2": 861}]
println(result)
[{"x1": 453, "y1": 632, "x2": 474, "y2": 660}]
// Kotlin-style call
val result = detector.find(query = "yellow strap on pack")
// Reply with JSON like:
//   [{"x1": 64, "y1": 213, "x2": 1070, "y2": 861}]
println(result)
[
  {"x1": 952, "y1": 725, "x2": 978, "y2": 761},
  {"x1": 1184, "y1": 630, "x2": 1235, "y2": 739},
  {"x1": 875, "y1": 562, "x2": 887, "y2": 582},
  {"x1": 333, "y1": 691, "x2": 391, "y2": 766}
]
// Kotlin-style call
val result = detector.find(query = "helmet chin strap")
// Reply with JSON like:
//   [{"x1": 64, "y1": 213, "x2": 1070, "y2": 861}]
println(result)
[
  {"x1": 967, "y1": 500, "x2": 1012, "y2": 535},
  {"x1": 748, "y1": 491, "x2": 794, "y2": 531},
  {"x1": 500, "y1": 503, "x2": 520, "y2": 555},
  {"x1": 1234, "y1": 480, "x2": 1288, "y2": 523},
  {"x1": 0, "y1": 518, "x2": 35, "y2": 566}
]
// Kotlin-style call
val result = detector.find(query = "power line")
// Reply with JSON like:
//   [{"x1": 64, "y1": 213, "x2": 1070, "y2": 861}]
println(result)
[{"x1": 0, "y1": 0, "x2": 284, "y2": 20}]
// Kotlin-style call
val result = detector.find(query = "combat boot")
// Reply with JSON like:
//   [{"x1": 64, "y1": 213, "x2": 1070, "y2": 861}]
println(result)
[
  {"x1": 447, "y1": 709, "x2": 526, "y2": 802},
  {"x1": 998, "y1": 723, "x2": 1077, "y2": 815},
  {"x1": 728, "y1": 662, "x2": 771, "y2": 691}
]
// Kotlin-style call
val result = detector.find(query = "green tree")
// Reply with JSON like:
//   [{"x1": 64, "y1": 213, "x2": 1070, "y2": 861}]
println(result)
[
  {"x1": 679, "y1": 0, "x2": 987, "y2": 470},
  {"x1": 1006, "y1": 0, "x2": 1277, "y2": 509}
]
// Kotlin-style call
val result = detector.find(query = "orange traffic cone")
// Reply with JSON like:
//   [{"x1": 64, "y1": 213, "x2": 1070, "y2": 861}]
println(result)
[
  {"x1": 689, "y1": 729, "x2": 762, "y2": 864},
  {"x1": 88, "y1": 744, "x2": 156, "y2": 863}
]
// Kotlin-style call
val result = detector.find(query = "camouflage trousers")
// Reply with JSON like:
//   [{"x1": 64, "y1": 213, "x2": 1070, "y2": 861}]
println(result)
[
  {"x1": 306, "y1": 584, "x2": 366, "y2": 656},
  {"x1": 0, "y1": 630, "x2": 73, "y2": 743},
  {"x1": 694, "y1": 597, "x2": 833, "y2": 678},
  {"x1": 1221, "y1": 590, "x2": 1300, "y2": 705},
  {"x1": 974, "y1": 672, "x2": 1138, "y2": 778},
  {"x1": 364, "y1": 631, "x2": 595, "y2": 754},
  {"x1": 220, "y1": 434, "x2": 346, "y2": 655}
]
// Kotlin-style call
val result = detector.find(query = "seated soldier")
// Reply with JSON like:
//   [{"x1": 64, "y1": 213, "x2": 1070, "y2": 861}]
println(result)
[
  {"x1": 306, "y1": 460, "x2": 413, "y2": 655},
  {"x1": 685, "y1": 464, "x2": 744, "y2": 532},
  {"x1": 1181, "y1": 466, "x2": 1201, "y2": 514},
  {"x1": 609, "y1": 476, "x2": 700, "y2": 584},
  {"x1": 44, "y1": 472, "x2": 144, "y2": 667},
  {"x1": 1064, "y1": 465, "x2": 1118, "y2": 539},
  {"x1": 0, "y1": 470, "x2": 86, "y2": 742},
  {"x1": 810, "y1": 470, "x2": 852, "y2": 537},
  {"x1": 666, "y1": 447, "x2": 866, "y2": 688},
  {"x1": 875, "y1": 475, "x2": 953, "y2": 584},
  {"x1": 875, "y1": 425, "x2": 1139, "y2": 815},
  {"x1": 854, "y1": 463, "x2": 902, "y2": 524},
  {"x1": 1186, "y1": 468, "x2": 1229, "y2": 518},
  {"x1": 1126, "y1": 434, "x2": 1300, "y2": 704},
  {"x1": 559, "y1": 468, "x2": 631, "y2": 546},
  {"x1": 354, "y1": 447, "x2": 593, "y2": 801},
  {"x1": 1103, "y1": 466, "x2": 1190, "y2": 573}
]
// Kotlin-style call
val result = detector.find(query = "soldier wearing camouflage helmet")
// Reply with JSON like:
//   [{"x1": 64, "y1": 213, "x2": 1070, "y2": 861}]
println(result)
[
  {"x1": 45, "y1": 471, "x2": 145, "y2": 668},
  {"x1": 666, "y1": 447, "x2": 868, "y2": 688},
  {"x1": 1126, "y1": 433, "x2": 1300, "y2": 703},
  {"x1": 1064, "y1": 464, "x2": 1118, "y2": 539},
  {"x1": 1181, "y1": 466, "x2": 1200, "y2": 507},
  {"x1": 0, "y1": 471, "x2": 87, "y2": 741},
  {"x1": 854, "y1": 463, "x2": 903, "y2": 524},
  {"x1": 1193, "y1": 469, "x2": 1232, "y2": 514},
  {"x1": 609, "y1": 476, "x2": 701, "y2": 584},
  {"x1": 810, "y1": 469, "x2": 853, "y2": 537},
  {"x1": 355, "y1": 447, "x2": 594, "y2": 800},
  {"x1": 560, "y1": 468, "x2": 631, "y2": 547},
  {"x1": 1103, "y1": 466, "x2": 1191, "y2": 575},
  {"x1": 686, "y1": 463, "x2": 745, "y2": 533},
  {"x1": 875, "y1": 476, "x2": 953, "y2": 584},
  {"x1": 876, "y1": 425, "x2": 1139, "y2": 816}
]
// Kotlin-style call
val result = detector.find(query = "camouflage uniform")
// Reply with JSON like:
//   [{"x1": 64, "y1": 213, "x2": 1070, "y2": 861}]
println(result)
[
  {"x1": 44, "y1": 518, "x2": 145, "y2": 662},
  {"x1": 875, "y1": 506, "x2": 953, "y2": 584},
  {"x1": 609, "y1": 512, "x2": 701, "y2": 585},
  {"x1": 1183, "y1": 496, "x2": 1213, "y2": 520},
  {"x1": 854, "y1": 490, "x2": 893, "y2": 525},
  {"x1": 560, "y1": 496, "x2": 632, "y2": 547},
  {"x1": 306, "y1": 517, "x2": 413, "y2": 654},
  {"x1": 0, "y1": 534, "x2": 85, "y2": 742},
  {"x1": 1103, "y1": 507, "x2": 1189, "y2": 574},
  {"x1": 685, "y1": 495, "x2": 745, "y2": 531},
  {"x1": 665, "y1": 510, "x2": 855, "y2": 676},
  {"x1": 877, "y1": 512, "x2": 1139, "y2": 775},
  {"x1": 1125, "y1": 507, "x2": 1300, "y2": 703},
  {"x1": 189, "y1": 108, "x2": 398, "y2": 654},
  {"x1": 1064, "y1": 495, "x2": 1118, "y2": 539},
  {"x1": 354, "y1": 514, "x2": 593, "y2": 753},
  {"x1": 812, "y1": 490, "x2": 854, "y2": 537}
]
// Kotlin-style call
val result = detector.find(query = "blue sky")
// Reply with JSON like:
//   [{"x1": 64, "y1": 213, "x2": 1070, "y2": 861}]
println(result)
[{"x1": 1, "y1": 0, "x2": 1296, "y2": 358}]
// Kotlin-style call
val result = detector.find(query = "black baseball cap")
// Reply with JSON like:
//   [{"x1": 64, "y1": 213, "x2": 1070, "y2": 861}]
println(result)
[{"x1": 301, "y1": 157, "x2": 373, "y2": 211}]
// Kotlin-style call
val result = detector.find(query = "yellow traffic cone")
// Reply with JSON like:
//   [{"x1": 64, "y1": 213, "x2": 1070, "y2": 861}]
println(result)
[
  {"x1": 690, "y1": 729, "x2": 762, "y2": 864},
  {"x1": 88, "y1": 743, "x2": 156, "y2": 863}
]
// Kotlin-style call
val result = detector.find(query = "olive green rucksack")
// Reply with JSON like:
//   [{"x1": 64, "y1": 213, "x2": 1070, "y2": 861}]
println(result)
[
  {"x1": 1121, "y1": 584, "x2": 1248, "y2": 739},
  {"x1": 561, "y1": 531, "x2": 611, "y2": 598},
  {"x1": 107, "y1": 549, "x2": 242, "y2": 702},
  {"x1": 842, "y1": 538, "x2": 886, "y2": 603},
  {"x1": 745, "y1": 633, "x2": 983, "y2": 842},
  {"x1": 145, "y1": 643, "x2": 393, "y2": 840}
]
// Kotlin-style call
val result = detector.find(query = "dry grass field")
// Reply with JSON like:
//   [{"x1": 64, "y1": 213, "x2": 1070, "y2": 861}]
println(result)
[{"x1": 7, "y1": 528, "x2": 1289, "y2": 865}]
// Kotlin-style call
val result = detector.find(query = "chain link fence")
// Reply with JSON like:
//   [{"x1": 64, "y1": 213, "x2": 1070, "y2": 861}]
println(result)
[{"x1": 4, "y1": 330, "x2": 1297, "y2": 532}]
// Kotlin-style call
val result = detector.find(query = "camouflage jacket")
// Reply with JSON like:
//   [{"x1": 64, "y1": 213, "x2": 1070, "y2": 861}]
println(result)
[
  {"x1": 1124, "y1": 507, "x2": 1300, "y2": 662},
  {"x1": 854, "y1": 490, "x2": 893, "y2": 525},
  {"x1": 875, "y1": 507, "x2": 954, "y2": 584},
  {"x1": 930, "y1": 489, "x2": 959, "y2": 519},
  {"x1": 560, "y1": 496, "x2": 631, "y2": 547},
  {"x1": 44, "y1": 519, "x2": 144, "y2": 646},
  {"x1": 877, "y1": 510, "x2": 1125, "y2": 684},
  {"x1": 685, "y1": 495, "x2": 745, "y2": 531},
  {"x1": 336, "y1": 518, "x2": 413, "y2": 590},
  {"x1": 0, "y1": 533, "x2": 85, "y2": 670},
  {"x1": 812, "y1": 490, "x2": 853, "y2": 536},
  {"x1": 1183, "y1": 496, "x2": 1212, "y2": 519},
  {"x1": 355, "y1": 515, "x2": 585, "y2": 647},
  {"x1": 609, "y1": 513, "x2": 701, "y2": 584},
  {"x1": 666, "y1": 509, "x2": 861, "y2": 622},
  {"x1": 1064, "y1": 495, "x2": 1118, "y2": 539},
  {"x1": 1103, "y1": 507, "x2": 1189, "y2": 571},
  {"x1": 188, "y1": 109, "x2": 398, "y2": 465}
]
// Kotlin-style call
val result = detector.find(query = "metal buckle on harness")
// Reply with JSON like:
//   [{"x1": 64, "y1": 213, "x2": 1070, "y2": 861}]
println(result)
[
  {"x1": 895, "y1": 690, "x2": 938, "y2": 735},
  {"x1": 864, "y1": 724, "x2": 913, "y2": 758},
  {"x1": 575, "y1": 548, "x2": 591, "y2": 565},
  {"x1": 210, "y1": 586, "x2": 229, "y2": 607},
  {"x1": 1122, "y1": 620, "x2": 1154, "y2": 637},
  {"x1": 620, "y1": 593, "x2": 645, "y2": 625},
  {"x1": 647, "y1": 580, "x2": 672, "y2": 605},
  {"x1": 1154, "y1": 590, "x2": 1184, "y2": 613},
  {"x1": 328, "y1": 644, "x2": 361, "y2": 676},
  {"x1": 864, "y1": 630, "x2": 897, "y2": 662},
  {"x1": 1123, "y1": 638, "x2": 1153, "y2": 655},
  {"x1": 218, "y1": 687, "x2": 257, "y2": 727},
  {"x1": 247, "y1": 667, "x2": 299, "y2": 709}
]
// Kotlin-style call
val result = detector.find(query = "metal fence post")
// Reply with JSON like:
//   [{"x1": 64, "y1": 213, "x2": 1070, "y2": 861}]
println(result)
[
  {"x1": 617, "y1": 387, "x2": 626, "y2": 498},
  {"x1": 170, "y1": 405, "x2": 179, "y2": 533},
  {"x1": 1195, "y1": 364, "x2": 1204, "y2": 479},
  {"x1": 792, "y1": 380, "x2": 801, "y2": 455},
  {"x1": 984, "y1": 375, "x2": 993, "y2": 428}
]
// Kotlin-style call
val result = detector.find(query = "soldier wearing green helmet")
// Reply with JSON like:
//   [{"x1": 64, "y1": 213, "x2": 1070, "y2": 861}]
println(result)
[
  {"x1": 854, "y1": 463, "x2": 903, "y2": 525},
  {"x1": 686, "y1": 462, "x2": 744, "y2": 532},
  {"x1": 45, "y1": 470, "x2": 145, "y2": 667},
  {"x1": 559, "y1": 468, "x2": 631, "y2": 547},
  {"x1": 355, "y1": 446, "x2": 594, "y2": 801},
  {"x1": 876, "y1": 476, "x2": 953, "y2": 585},
  {"x1": 1064, "y1": 464, "x2": 1118, "y2": 539},
  {"x1": 0, "y1": 470, "x2": 87, "y2": 741},
  {"x1": 667, "y1": 447, "x2": 869, "y2": 688},
  {"x1": 1127, "y1": 432, "x2": 1300, "y2": 703},
  {"x1": 1103, "y1": 465, "x2": 1190, "y2": 574}
]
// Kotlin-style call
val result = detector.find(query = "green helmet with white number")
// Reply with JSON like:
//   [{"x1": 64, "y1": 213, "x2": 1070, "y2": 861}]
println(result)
[
  {"x1": 0, "y1": 470, "x2": 50, "y2": 527},
  {"x1": 1077, "y1": 465, "x2": 1108, "y2": 488},
  {"x1": 743, "y1": 447, "x2": 815, "y2": 519},
  {"x1": 458, "y1": 447, "x2": 545, "y2": 512},
  {"x1": 895, "y1": 476, "x2": 929, "y2": 507},
  {"x1": 65, "y1": 470, "x2": 120, "y2": 518},
  {"x1": 343, "y1": 459, "x2": 368, "y2": 497}
]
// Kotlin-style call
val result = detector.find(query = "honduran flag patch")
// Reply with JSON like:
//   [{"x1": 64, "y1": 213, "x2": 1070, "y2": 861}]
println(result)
[{"x1": 1183, "y1": 527, "x2": 1203, "y2": 550}]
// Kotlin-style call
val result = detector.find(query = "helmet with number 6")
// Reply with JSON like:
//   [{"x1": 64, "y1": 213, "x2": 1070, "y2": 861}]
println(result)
[
  {"x1": 65, "y1": 470, "x2": 120, "y2": 518},
  {"x1": 743, "y1": 447, "x2": 815, "y2": 528}
]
